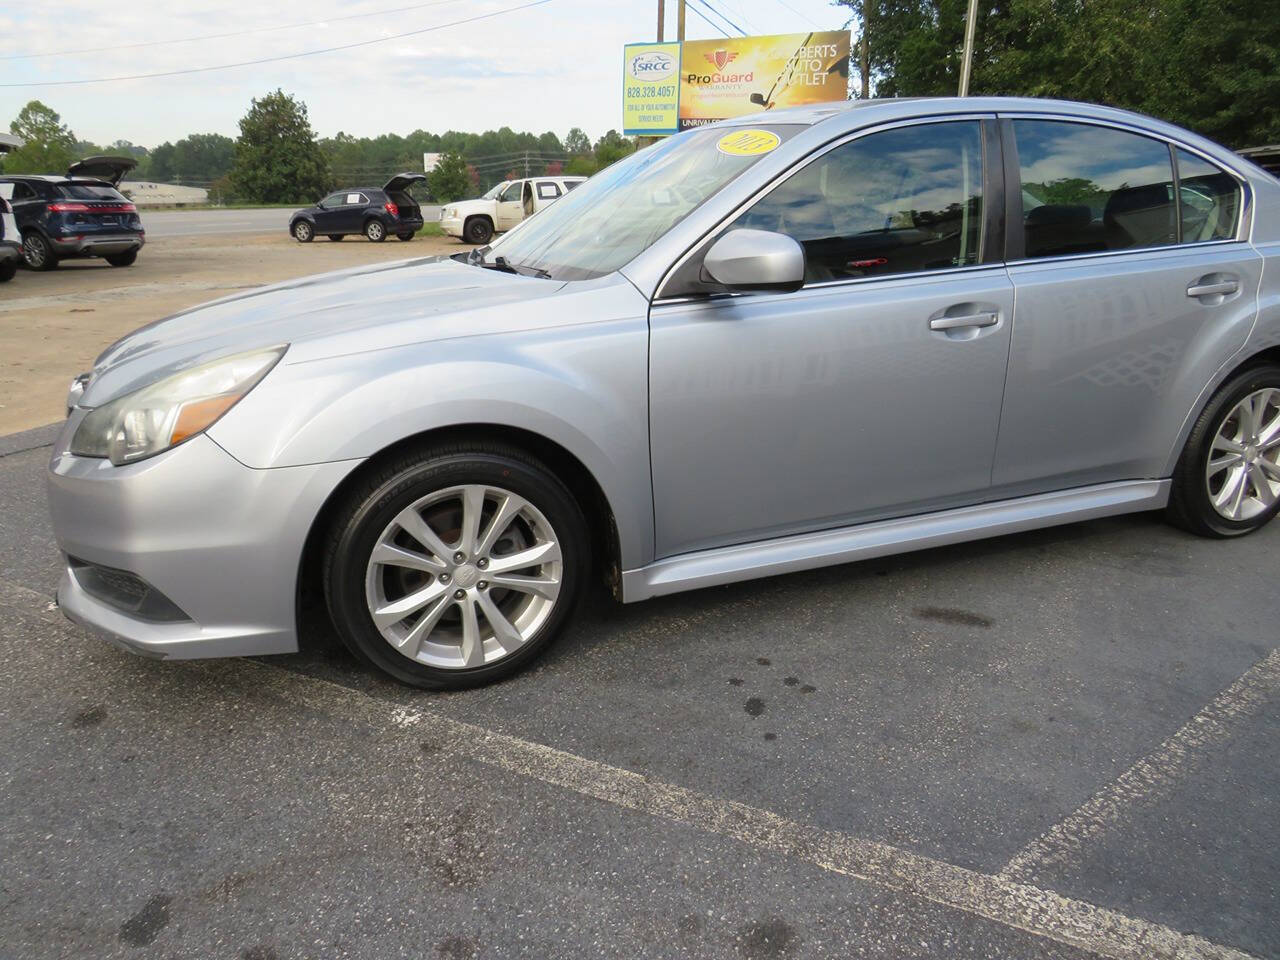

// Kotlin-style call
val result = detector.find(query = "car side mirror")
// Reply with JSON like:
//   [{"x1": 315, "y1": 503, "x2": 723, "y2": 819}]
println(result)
[
  {"x1": 749, "y1": 92, "x2": 767, "y2": 106},
  {"x1": 702, "y1": 228, "x2": 805, "y2": 293}
]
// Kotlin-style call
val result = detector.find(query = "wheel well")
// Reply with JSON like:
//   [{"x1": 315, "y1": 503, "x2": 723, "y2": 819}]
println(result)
[
  {"x1": 463, "y1": 214, "x2": 493, "y2": 232},
  {"x1": 294, "y1": 423, "x2": 622, "y2": 650},
  {"x1": 1233, "y1": 345, "x2": 1280, "y2": 373}
]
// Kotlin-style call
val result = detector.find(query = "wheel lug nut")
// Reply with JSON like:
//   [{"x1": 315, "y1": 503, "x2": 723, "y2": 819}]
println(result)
[
  {"x1": 477, "y1": 581, "x2": 488, "y2": 590},
  {"x1": 439, "y1": 573, "x2": 450, "y2": 584},
  {"x1": 453, "y1": 551, "x2": 466, "y2": 563},
  {"x1": 477, "y1": 558, "x2": 488, "y2": 569},
  {"x1": 453, "y1": 589, "x2": 465, "y2": 600}
]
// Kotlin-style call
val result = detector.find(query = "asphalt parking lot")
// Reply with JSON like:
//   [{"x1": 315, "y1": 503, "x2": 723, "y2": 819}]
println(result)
[{"x1": 1, "y1": 419, "x2": 1277, "y2": 959}]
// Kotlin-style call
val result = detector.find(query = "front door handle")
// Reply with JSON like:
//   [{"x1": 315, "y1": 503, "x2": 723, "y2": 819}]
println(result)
[
  {"x1": 1187, "y1": 279, "x2": 1239, "y2": 298},
  {"x1": 929, "y1": 312, "x2": 998, "y2": 331}
]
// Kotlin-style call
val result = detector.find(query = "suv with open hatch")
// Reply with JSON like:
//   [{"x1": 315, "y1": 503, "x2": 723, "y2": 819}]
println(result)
[
  {"x1": 0, "y1": 156, "x2": 144, "y2": 270},
  {"x1": 289, "y1": 173, "x2": 427, "y2": 243}
]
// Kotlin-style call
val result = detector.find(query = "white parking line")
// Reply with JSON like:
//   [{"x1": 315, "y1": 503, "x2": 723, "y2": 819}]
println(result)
[
  {"x1": 0, "y1": 578, "x2": 1263, "y2": 960},
  {"x1": 1002, "y1": 648, "x2": 1280, "y2": 882}
]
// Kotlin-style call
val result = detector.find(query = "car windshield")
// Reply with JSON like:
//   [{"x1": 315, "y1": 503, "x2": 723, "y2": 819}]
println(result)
[
  {"x1": 481, "y1": 183, "x2": 507, "y2": 200},
  {"x1": 484, "y1": 125, "x2": 801, "y2": 281},
  {"x1": 57, "y1": 183, "x2": 126, "y2": 201}
]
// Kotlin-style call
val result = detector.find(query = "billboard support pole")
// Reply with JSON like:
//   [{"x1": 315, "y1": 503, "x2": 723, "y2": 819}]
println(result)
[
  {"x1": 657, "y1": 0, "x2": 665, "y2": 41},
  {"x1": 958, "y1": 0, "x2": 978, "y2": 96},
  {"x1": 677, "y1": 0, "x2": 685, "y2": 41}
]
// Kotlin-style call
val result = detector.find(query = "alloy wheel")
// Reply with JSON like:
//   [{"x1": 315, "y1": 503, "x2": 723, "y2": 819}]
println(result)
[
  {"x1": 364, "y1": 484, "x2": 563, "y2": 669},
  {"x1": 22, "y1": 234, "x2": 47, "y2": 268},
  {"x1": 1205, "y1": 387, "x2": 1280, "y2": 521}
]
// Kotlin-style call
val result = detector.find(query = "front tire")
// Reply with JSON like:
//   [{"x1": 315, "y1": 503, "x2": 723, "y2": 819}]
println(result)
[
  {"x1": 1167, "y1": 363, "x2": 1280, "y2": 537},
  {"x1": 324, "y1": 444, "x2": 588, "y2": 689},
  {"x1": 22, "y1": 231, "x2": 56, "y2": 270},
  {"x1": 463, "y1": 216, "x2": 493, "y2": 245},
  {"x1": 364, "y1": 219, "x2": 386, "y2": 242},
  {"x1": 292, "y1": 220, "x2": 314, "y2": 243}
]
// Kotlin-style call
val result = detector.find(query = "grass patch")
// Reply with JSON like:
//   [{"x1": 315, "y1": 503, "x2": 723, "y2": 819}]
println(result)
[{"x1": 416, "y1": 222, "x2": 445, "y2": 238}]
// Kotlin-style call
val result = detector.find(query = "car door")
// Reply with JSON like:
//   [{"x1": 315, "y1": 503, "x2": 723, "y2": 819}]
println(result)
[
  {"x1": 495, "y1": 180, "x2": 525, "y2": 231},
  {"x1": 335, "y1": 192, "x2": 369, "y2": 232},
  {"x1": 8, "y1": 180, "x2": 41, "y2": 231},
  {"x1": 649, "y1": 118, "x2": 1015, "y2": 557},
  {"x1": 992, "y1": 117, "x2": 1263, "y2": 493},
  {"x1": 312, "y1": 193, "x2": 347, "y2": 233}
]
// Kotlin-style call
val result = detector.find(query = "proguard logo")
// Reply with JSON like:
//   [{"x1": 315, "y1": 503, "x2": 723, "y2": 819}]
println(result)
[{"x1": 629, "y1": 51, "x2": 676, "y2": 82}]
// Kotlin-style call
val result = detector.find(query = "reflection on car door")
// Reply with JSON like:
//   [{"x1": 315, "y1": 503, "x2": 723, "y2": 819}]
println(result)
[
  {"x1": 650, "y1": 118, "x2": 1015, "y2": 557},
  {"x1": 993, "y1": 118, "x2": 1263, "y2": 493},
  {"x1": 336, "y1": 192, "x2": 368, "y2": 233},
  {"x1": 496, "y1": 180, "x2": 524, "y2": 231}
]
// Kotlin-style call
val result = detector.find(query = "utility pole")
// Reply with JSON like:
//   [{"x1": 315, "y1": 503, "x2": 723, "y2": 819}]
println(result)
[
  {"x1": 859, "y1": 0, "x2": 871, "y2": 99},
  {"x1": 677, "y1": 0, "x2": 685, "y2": 41},
  {"x1": 958, "y1": 0, "x2": 979, "y2": 96},
  {"x1": 523, "y1": 151, "x2": 530, "y2": 177},
  {"x1": 657, "y1": 0, "x2": 665, "y2": 41}
]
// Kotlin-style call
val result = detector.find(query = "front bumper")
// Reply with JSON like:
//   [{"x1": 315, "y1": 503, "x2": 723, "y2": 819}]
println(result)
[
  {"x1": 48, "y1": 420, "x2": 360, "y2": 659},
  {"x1": 439, "y1": 215, "x2": 464, "y2": 238},
  {"x1": 50, "y1": 232, "x2": 145, "y2": 258}
]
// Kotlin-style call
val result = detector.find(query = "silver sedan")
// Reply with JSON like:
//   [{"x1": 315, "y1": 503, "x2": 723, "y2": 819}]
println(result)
[{"x1": 49, "y1": 97, "x2": 1280, "y2": 688}]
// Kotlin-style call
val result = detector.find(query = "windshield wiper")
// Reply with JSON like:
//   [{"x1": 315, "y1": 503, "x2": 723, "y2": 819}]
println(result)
[
  {"x1": 476, "y1": 254, "x2": 519, "y2": 274},
  {"x1": 473, "y1": 254, "x2": 552, "y2": 279}
]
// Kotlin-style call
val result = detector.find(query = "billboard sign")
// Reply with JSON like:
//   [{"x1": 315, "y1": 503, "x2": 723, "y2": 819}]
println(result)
[
  {"x1": 623, "y1": 32, "x2": 850, "y2": 135},
  {"x1": 679, "y1": 31, "x2": 849, "y2": 130},
  {"x1": 622, "y1": 42, "x2": 682, "y2": 136}
]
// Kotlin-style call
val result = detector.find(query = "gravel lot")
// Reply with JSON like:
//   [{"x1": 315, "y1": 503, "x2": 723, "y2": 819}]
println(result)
[
  {"x1": 0, "y1": 231, "x2": 471, "y2": 434},
  {"x1": 0, "y1": 231, "x2": 1277, "y2": 959}
]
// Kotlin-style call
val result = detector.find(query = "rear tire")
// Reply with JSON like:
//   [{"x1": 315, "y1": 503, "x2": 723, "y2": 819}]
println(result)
[
  {"x1": 0, "y1": 260, "x2": 16, "y2": 282},
  {"x1": 463, "y1": 216, "x2": 493, "y2": 245},
  {"x1": 364, "y1": 219, "x2": 386, "y2": 242},
  {"x1": 105, "y1": 249, "x2": 137, "y2": 267},
  {"x1": 324, "y1": 443, "x2": 589, "y2": 690},
  {"x1": 21, "y1": 231, "x2": 56, "y2": 270},
  {"x1": 327, "y1": 234, "x2": 344, "y2": 242},
  {"x1": 1167, "y1": 363, "x2": 1280, "y2": 537},
  {"x1": 292, "y1": 220, "x2": 314, "y2": 243},
  {"x1": 397, "y1": 232, "x2": 415, "y2": 241}
]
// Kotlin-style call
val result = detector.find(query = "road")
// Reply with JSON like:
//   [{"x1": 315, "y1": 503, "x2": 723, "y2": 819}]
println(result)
[
  {"x1": 140, "y1": 205, "x2": 442, "y2": 238},
  {"x1": 1, "y1": 416, "x2": 1278, "y2": 959}
]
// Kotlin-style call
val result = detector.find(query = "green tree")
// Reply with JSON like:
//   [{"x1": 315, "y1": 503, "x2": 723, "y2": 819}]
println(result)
[
  {"x1": 3, "y1": 100, "x2": 77, "y2": 174},
  {"x1": 594, "y1": 129, "x2": 635, "y2": 168},
  {"x1": 564, "y1": 127, "x2": 591, "y2": 155},
  {"x1": 427, "y1": 151, "x2": 472, "y2": 202},
  {"x1": 229, "y1": 90, "x2": 330, "y2": 204}
]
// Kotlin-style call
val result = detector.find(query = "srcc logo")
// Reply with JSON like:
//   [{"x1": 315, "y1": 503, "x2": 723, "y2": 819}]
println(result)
[{"x1": 629, "y1": 51, "x2": 676, "y2": 82}]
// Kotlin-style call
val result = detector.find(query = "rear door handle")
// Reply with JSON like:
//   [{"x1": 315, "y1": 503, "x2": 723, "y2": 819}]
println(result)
[
  {"x1": 1187, "y1": 279, "x2": 1239, "y2": 298},
  {"x1": 929, "y1": 312, "x2": 998, "y2": 331}
]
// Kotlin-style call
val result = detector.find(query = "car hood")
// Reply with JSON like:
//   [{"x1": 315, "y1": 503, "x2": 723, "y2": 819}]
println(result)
[
  {"x1": 446, "y1": 197, "x2": 497, "y2": 214},
  {"x1": 80, "y1": 256, "x2": 566, "y2": 407}
]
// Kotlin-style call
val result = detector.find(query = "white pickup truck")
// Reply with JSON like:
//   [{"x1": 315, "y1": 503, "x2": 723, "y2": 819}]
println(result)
[{"x1": 439, "y1": 175, "x2": 586, "y2": 244}]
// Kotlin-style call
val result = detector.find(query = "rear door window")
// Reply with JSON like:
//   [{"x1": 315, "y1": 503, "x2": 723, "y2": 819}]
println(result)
[
  {"x1": 1175, "y1": 149, "x2": 1240, "y2": 243},
  {"x1": 1013, "y1": 120, "x2": 1176, "y2": 258},
  {"x1": 731, "y1": 120, "x2": 986, "y2": 284},
  {"x1": 536, "y1": 181, "x2": 561, "y2": 199}
]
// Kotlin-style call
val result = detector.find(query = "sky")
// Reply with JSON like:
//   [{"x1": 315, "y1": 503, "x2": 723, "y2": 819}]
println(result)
[{"x1": 0, "y1": 0, "x2": 850, "y2": 149}]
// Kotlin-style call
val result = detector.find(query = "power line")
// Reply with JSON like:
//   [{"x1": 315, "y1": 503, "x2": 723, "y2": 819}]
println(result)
[
  {"x1": 0, "y1": 0, "x2": 553, "y2": 87},
  {"x1": 764, "y1": 0, "x2": 823, "y2": 29},
  {"x1": 700, "y1": 0, "x2": 750, "y2": 34},
  {"x1": 686, "y1": 0, "x2": 743, "y2": 36},
  {"x1": 0, "y1": 0, "x2": 468, "y2": 61}
]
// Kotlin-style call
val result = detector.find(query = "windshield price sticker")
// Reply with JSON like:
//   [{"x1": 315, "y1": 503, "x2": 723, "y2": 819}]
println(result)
[{"x1": 716, "y1": 129, "x2": 781, "y2": 157}]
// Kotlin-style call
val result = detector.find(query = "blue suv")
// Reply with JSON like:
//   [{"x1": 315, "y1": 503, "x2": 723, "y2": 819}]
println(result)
[{"x1": 0, "y1": 156, "x2": 145, "y2": 271}]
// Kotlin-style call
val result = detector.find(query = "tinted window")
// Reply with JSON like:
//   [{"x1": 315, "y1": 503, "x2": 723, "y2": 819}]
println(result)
[
  {"x1": 57, "y1": 183, "x2": 126, "y2": 201},
  {"x1": 499, "y1": 182, "x2": 523, "y2": 202},
  {"x1": 563, "y1": 180, "x2": 581, "y2": 192},
  {"x1": 1176, "y1": 149, "x2": 1239, "y2": 243},
  {"x1": 343, "y1": 192, "x2": 368, "y2": 205},
  {"x1": 536, "y1": 182, "x2": 561, "y2": 199},
  {"x1": 732, "y1": 121, "x2": 985, "y2": 283},
  {"x1": 10, "y1": 182, "x2": 36, "y2": 201},
  {"x1": 1014, "y1": 120, "x2": 1175, "y2": 258},
  {"x1": 320, "y1": 192, "x2": 346, "y2": 208}
]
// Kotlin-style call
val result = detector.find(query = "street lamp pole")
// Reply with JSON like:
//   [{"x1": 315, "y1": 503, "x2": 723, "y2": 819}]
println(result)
[{"x1": 958, "y1": 0, "x2": 979, "y2": 96}]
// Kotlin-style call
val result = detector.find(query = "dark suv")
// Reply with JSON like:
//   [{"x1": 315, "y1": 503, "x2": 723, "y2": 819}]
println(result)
[
  {"x1": 289, "y1": 173, "x2": 426, "y2": 243},
  {"x1": 0, "y1": 156, "x2": 145, "y2": 270}
]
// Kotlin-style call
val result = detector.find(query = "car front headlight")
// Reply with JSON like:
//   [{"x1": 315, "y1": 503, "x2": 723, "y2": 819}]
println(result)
[{"x1": 70, "y1": 345, "x2": 286, "y2": 465}]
